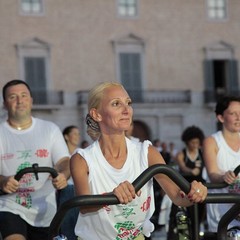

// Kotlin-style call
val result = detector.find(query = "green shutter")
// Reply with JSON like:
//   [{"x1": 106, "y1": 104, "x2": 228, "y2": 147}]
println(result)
[
  {"x1": 227, "y1": 60, "x2": 239, "y2": 95},
  {"x1": 203, "y1": 60, "x2": 214, "y2": 102}
]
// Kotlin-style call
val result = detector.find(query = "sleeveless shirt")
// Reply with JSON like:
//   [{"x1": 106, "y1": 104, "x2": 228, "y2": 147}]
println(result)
[
  {"x1": 74, "y1": 138, "x2": 155, "y2": 240},
  {"x1": 207, "y1": 131, "x2": 240, "y2": 232}
]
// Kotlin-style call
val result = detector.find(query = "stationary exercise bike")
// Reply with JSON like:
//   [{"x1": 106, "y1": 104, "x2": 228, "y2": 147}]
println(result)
[
  {"x1": 48, "y1": 164, "x2": 240, "y2": 240},
  {"x1": 0, "y1": 163, "x2": 58, "y2": 240}
]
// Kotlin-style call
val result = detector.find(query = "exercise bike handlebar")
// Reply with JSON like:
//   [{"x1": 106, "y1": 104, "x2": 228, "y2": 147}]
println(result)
[
  {"x1": 49, "y1": 164, "x2": 191, "y2": 239},
  {"x1": 14, "y1": 163, "x2": 58, "y2": 181},
  {"x1": 205, "y1": 164, "x2": 240, "y2": 189},
  {"x1": 0, "y1": 163, "x2": 58, "y2": 195},
  {"x1": 49, "y1": 163, "x2": 240, "y2": 240},
  {"x1": 204, "y1": 164, "x2": 240, "y2": 240}
]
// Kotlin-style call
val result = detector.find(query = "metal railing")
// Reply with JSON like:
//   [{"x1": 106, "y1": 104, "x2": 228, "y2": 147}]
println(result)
[
  {"x1": 31, "y1": 90, "x2": 64, "y2": 105},
  {"x1": 204, "y1": 90, "x2": 240, "y2": 104},
  {"x1": 77, "y1": 90, "x2": 191, "y2": 104}
]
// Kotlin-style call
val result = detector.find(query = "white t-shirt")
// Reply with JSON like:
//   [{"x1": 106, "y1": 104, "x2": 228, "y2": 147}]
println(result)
[
  {"x1": 0, "y1": 117, "x2": 69, "y2": 227},
  {"x1": 74, "y1": 138, "x2": 155, "y2": 240},
  {"x1": 207, "y1": 131, "x2": 240, "y2": 232}
]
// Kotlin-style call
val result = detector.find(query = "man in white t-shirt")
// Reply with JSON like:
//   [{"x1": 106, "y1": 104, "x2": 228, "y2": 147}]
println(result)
[{"x1": 0, "y1": 79, "x2": 70, "y2": 240}]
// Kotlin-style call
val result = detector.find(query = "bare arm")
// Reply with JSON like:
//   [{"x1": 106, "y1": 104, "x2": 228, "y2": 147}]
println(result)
[
  {"x1": 176, "y1": 151, "x2": 200, "y2": 176},
  {"x1": 203, "y1": 136, "x2": 236, "y2": 184},
  {"x1": 52, "y1": 156, "x2": 70, "y2": 190},
  {"x1": 70, "y1": 152, "x2": 138, "y2": 214},
  {"x1": 70, "y1": 153, "x2": 105, "y2": 213},
  {"x1": 148, "y1": 145, "x2": 207, "y2": 206}
]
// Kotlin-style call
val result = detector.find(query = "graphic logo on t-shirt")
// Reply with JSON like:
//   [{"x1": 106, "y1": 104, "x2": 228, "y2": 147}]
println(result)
[
  {"x1": 228, "y1": 178, "x2": 240, "y2": 194},
  {"x1": 17, "y1": 150, "x2": 32, "y2": 160},
  {"x1": 114, "y1": 206, "x2": 136, "y2": 218},
  {"x1": 15, "y1": 162, "x2": 35, "y2": 209},
  {"x1": 35, "y1": 149, "x2": 49, "y2": 158},
  {"x1": 140, "y1": 196, "x2": 151, "y2": 212},
  {"x1": 114, "y1": 221, "x2": 142, "y2": 240},
  {"x1": 0, "y1": 153, "x2": 14, "y2": 161}
]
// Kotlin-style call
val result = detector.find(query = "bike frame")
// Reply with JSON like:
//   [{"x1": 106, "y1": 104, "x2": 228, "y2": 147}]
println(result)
[{"x1": 48, "y1": 164, "x2": 240, "y2": 240}]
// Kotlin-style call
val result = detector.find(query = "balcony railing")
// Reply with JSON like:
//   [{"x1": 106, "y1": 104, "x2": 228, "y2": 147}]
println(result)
[
  {"x1": 204, "y1": 90, "x2": 240, "y2": 103},
  {"x1": 77, "y1": 90, "x2": 191, "y2": 104},
  {"x1": 31, "y1": 90, "x2": 64, "y2": 105}
]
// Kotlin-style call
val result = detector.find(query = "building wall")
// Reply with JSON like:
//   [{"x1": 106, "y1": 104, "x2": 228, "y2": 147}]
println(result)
[{"x1": 0, "y1": 0, "x2": 239, "y2": 149}]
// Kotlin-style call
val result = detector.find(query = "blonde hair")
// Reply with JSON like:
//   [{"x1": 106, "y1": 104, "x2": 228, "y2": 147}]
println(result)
[{"x1": 86, "y1": 82, "x2": 124, "y2": 140}]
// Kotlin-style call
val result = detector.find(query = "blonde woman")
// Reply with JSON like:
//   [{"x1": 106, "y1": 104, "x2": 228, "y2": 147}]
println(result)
[{"x1": 70, "y1": 82, "x2": 207, "y2": 240}]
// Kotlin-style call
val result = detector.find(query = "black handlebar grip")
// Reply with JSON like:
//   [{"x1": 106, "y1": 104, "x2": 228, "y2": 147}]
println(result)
[
  {"x1": 132, "y1": 164, "x2": 191, "y2": 194},
  {"x1": 0, "y1": 164, "x2": 58, "y2": 195},
  {"x1": 49, "y1": 164, "x2": 191, "y2": 239},
  {"x1": 14, "y1": 164, "x2": 58, "y2": 181},
  {"x1": 234, "y1": 165, "x2": 240, "y2": 176}
]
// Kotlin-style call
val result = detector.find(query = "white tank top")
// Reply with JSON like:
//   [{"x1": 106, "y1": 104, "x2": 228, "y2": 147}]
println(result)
[
  {"x1": 207, "y1": 131, "x2": 240, "y2": 232},
  {"x1": 74, "y1": 138, "x2": 155, "y2": 240}
]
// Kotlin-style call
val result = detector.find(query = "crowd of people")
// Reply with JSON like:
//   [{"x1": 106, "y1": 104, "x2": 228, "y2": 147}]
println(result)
[
  {"x1": 0, "y1": 79, "x2": 239, "y2": 240},
  {"x1": 150, "y1": 95, "x2": 240, "y2": 240}
]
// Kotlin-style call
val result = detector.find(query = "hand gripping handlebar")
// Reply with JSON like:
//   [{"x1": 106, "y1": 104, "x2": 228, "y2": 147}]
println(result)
[
  {"x1": 49, "y1": 164, "x2": 240, "y2": 240},
  {"x1": 49, "y1": 164, "x2": 190, "y2": 239},
  {"x1": 204, "y1": 164, "x2": 240, "y2": 240},
  {"x1": 0, "y1": 163, "x2": 58, "y2": 195}
]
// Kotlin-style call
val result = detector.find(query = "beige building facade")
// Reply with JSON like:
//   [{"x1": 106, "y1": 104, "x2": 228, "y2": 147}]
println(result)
[{"x1": 0, "y1": 0, "x2": 239, "y2": 149}]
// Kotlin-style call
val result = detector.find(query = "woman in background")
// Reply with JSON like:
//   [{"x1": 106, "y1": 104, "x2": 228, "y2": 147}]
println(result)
[
  {"x1": 203, "y1": 96, "x2": 240, "y2": 233},
  {"x1": 167, "y1": 125, "x2": 206, "y2": 240},
  {"x1": 58, "y1": 125, "x2": 81, "y2": 240}
]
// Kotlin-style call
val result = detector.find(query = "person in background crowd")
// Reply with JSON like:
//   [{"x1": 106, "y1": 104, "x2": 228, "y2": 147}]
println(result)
[
  {"x1": 57, "y1": 125, "x2": 81, "y2": 240},
  {"x1": 167, "y1": 125, "x2": 206, "y2": 240},
  {"x1": 160, "y1": 142, "x2": 171, "y2": 165},
  {"x1": 169, "y1": 142, "x2": 178, "y2": 165},
  {"x1": 0, "y1": 79, "x2": 70, "y2": 240},
  {"x1": 70, "y1": 82, "x2": 207, "y2": 240},
  {"x1": 80, "y1": 140, "x2": 89, "y2": 149},
  {"x1": 153, "y1": 139, "x2": 162, "y2": 152},
  {"x1": 63, "y1": 125, "x2": 81, "y2": 155},
  {"x1": 203, "y1": 95, "x2": 240, "y2": 233},
  {"x1": 125, "y1": 121, "x2": 140, "y2": 143}
]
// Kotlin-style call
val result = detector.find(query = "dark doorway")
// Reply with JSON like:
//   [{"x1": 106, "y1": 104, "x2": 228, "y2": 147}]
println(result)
[{"x1": 213, "y1": 60, "x2": 227, "y2": 95}]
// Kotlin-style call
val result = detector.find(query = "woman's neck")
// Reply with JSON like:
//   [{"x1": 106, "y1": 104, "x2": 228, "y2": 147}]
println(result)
[{"x1": 98, "y1": 135, "x2": 127, "y2": 168}]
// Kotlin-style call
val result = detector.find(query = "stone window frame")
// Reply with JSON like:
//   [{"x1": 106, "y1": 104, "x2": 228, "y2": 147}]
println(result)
[
  {"x1": 116, "y1": 0, "x2": 139, "y2": 18},
  {"x1": 19, "y1": 0, "x2": 45, "y2": 16},
  {"x1": 206, "y1": 0, "x2": 228, "y2": 21}
]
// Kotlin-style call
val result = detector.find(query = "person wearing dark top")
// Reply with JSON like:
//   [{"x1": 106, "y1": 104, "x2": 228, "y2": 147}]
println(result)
[
  {"x1": 167, "y1": 126, "x2": 206, "y2": 240},
  {"x1": 160, "y1": 142, "x2": 171, "y2": 165}
]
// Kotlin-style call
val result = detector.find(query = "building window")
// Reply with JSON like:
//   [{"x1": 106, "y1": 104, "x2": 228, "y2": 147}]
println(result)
[
  {"x1": 16, "y1": 38, "x2": 51, "y2": 104},
  {"x1": 24, "y1": 57, "x2": 47, "y2": 104},
  {"x1": 203, "y1": 42, "x2": 238, "y2": 103},
  {"x1": 113, "y1": 34, "x2": 145, "y2": 102},
  {"x1": 119, "y1": 52, "x2": 143, "y2": 101},
  {"x1": 206, "y1": 0, "x2": 227, "y2": 20},
  {"x1": 20, "y1": 0, "x2": 44, "y2": 15},
  {"x1": 117, "y1": 0, "x2": 138, "y2": 17}
]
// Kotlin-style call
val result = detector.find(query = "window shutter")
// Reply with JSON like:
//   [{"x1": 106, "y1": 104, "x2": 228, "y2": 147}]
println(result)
[
  {"x1": 120, "y1": 53, "x2": 142, "y2": 102},
  {"x1": 24, "y1": 57, "x2": 47, "y2": 104},
  {"x1": 203, "y1": 60, "x2": 214, "y2": 102},
  {"x1": 227, "y1": 60, "x2": 239, "y2": 95}
]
